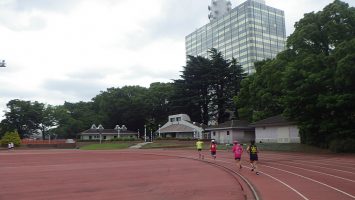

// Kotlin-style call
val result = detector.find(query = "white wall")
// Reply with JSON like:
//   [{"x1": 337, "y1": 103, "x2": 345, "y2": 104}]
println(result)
[
  {"x1": 210, "y1": 129, "x2": 254, "y2": 144},
  {"x1": 255, "y1": 125, "x2": 300, "y2": 143}
]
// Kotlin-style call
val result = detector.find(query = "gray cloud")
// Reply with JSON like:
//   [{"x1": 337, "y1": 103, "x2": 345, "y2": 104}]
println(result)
[
  {"x1": 42, "y1": 77, "x2": 107, "y2": 101},
  {"x1": 10, "y1": 0, "x2": 81, "y2": 13},
  {"x1": 116, "y1": 1, "x2": 208, "y2": 50},
  {"x1": 0, "y1": 0, "x2": 80, "y2": 31},
  {"x1": 0, "y1": 86, "x2": 37, "y2": 99},
  {"x1": 146, "y1": 1, "x2": 208, "y2": 39}
]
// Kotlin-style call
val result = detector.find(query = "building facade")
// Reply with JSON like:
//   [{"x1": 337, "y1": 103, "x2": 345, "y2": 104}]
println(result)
[
  {"x1": 185, "y1": 0, "x2": 286, "y2": 73},
  {"x1": 79, "y1": 124, "x2": 138, "y2": 141},
  {"x1": 205, "y1": 120, "x2": 255, "y2": 144},
  {"x1": 159, "y1": 114, "x2": 206, "y2": 139},
  {"x1": 251, "y1": 115, "x2": 300, "y2": 143}
]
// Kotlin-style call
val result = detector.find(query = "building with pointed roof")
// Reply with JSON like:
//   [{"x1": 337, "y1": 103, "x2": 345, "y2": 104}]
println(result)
[
  {"x1": 79, "y1": 124, "x2": 138, "y2": 141},
  {"x1": 159, "y1": 114, "x2": 206, "y2": 139}
]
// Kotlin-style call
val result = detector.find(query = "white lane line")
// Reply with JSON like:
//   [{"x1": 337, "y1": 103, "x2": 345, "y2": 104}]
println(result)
[
  {"x1": 263, "y1": 165, "x2": 355, "y2": 199},
  {"x1": 319, "y1": 159, "x2": 355, "y2": 166},
  {"x1": 295, "y1": 160, "x2": 355, "y2": 170},
  {"x1": 215, "y1": 159, "x2": 310, "y2": 200},
  {"x1": 282, "y1": 161, "x2": 355, "y2": 175},
  {"x1": 259, "y1": 170, "x2": 310, "y2": 200},
  {"x1": 268, "y1": 162, "x2": 355, "y2": 183}
]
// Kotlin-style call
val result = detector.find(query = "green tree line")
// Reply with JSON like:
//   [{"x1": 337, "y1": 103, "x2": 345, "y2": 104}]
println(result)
[
  {"x1": 0, "y1": 0, "x2": 354, "y2": 152},
  {"x1": 236, "y1": 0, "x2": 355, "y2": 152}
]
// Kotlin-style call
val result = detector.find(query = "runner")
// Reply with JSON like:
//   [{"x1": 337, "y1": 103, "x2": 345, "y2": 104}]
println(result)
[
  {"x1": 247, "y1": 140, "x2": 259, "y2": 175},
  {"x1": 196, "y1": 138, "x2": 204, "y2": 159},
  {"x1": 210, "y1": 140, "x2": 217, "y2": 160},
  {"x1": 232, "y1": 140, "x2": 243, "y2": 169}
]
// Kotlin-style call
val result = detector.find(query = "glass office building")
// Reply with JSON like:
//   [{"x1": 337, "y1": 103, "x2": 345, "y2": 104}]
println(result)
[{"x1": 185, "y1": 0, "x2": 286, "y2": 73}]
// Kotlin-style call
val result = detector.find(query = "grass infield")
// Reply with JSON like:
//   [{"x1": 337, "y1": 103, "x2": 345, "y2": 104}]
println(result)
[
  {"x1": 80, "y1": 143, "x2": 132, "y2": 150},
  {"x1": 77, "y1": 140, "x2": 329, "y2": 153}
]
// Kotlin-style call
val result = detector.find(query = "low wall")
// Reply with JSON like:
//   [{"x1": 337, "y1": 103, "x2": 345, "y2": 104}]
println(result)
[{"x1": 25, "y1": 143, "x2": 76, "y2": 149}]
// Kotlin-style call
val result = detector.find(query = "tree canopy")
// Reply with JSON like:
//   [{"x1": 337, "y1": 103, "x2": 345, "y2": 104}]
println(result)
[{"x1": 0, "y1": 0, "x2": 354, "y2": 152}]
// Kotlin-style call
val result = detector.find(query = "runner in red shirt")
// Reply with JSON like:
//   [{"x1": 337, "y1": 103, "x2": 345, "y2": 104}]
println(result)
[{"x1": 210, "y1": 140, "x2": 217, "y2": 160}]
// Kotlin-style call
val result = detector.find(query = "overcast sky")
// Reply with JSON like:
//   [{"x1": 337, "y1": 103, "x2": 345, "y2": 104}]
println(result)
[{"x1": 0, "y1": 0, "x2": 354, "y2": 119}]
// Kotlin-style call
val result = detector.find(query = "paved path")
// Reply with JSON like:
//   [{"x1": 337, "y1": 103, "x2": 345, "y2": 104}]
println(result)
[{"x1": 129, "y1": 142, "x2": 151, "y2": 149}]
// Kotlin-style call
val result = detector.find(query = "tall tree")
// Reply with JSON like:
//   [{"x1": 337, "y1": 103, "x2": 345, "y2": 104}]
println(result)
[
  {"x1": 208, "y1": 48, "x2": 233, "y2": 123},
  {"x1": 172, "y1": 55, "x2": 212, "y2": 124},
  {"x1": 229, "y1": 58, "x2": 247, "y2": 119},
  {"x1": 282, "y1": 0, "x2": 355, "y2": 148},
  {"x1": 92, "y1": 86, "x2": 149, "y2": 133},
  {"x1": 146, "y1": 82, "x2": 174, "y2": 128},
  {"x1": 1, "y1": 99, "x2": 43, "y2": 138}
]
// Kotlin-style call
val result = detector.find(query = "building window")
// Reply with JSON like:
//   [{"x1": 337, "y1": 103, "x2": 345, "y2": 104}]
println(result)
[
  {"x1": 176, "y1": 117, "x2": 181, "y2": 121},
  {"x1": 213, "y1": 132, "x2": 216, "y2": 136},
  {"x1": 170, "y1": 118, "x2": 175, "y2": 122},
  {"x1": 227, "y1": 131, "x2": 230, "y2": 135}
]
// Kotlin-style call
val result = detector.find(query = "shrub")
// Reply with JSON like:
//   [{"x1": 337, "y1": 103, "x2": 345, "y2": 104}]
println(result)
[
  {"x1": 329, "y1": 139, "x2": 355, "y2": 153},
  {"x1": 1, "y1": 131, "x2": 21, "y2": 147}
]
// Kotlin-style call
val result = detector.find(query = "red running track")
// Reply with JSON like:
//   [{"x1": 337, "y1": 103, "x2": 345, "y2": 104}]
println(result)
[
  {"x1": 153, "y1": 149, "x2": 355, "y2": 200},
  {"x1": 0, "y1": 150, "x2": 245, "y2": 200},
  {"x1": 1, "y1": 149, "x2": 354, "y2": 200}
]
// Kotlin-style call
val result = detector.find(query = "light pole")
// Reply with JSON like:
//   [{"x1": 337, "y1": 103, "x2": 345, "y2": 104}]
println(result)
[
  {"x1": 115, "y1": 125, "x2": 122, "y2": 139},
  {"x1": 115, "y1": 125, "x2": 127, "y2": 139},
  {"x1": 117, "y1": 125, "x2": 121, "y2": 139},
  {"x1": 193, "y1": 129, "x2": 196, "y2": 139},
  {"x1": 150, "y1": 129, "x2": 152, "y2": 142},
  {"x1": 158, "y1": 124, "x2": 161, "y2": 138},
  {"x1": 97, "y1": 124, "x2": 104, "y2": 144},
  {"x1": 144, "y1": 125, "x2": 147, "y2": 142}
]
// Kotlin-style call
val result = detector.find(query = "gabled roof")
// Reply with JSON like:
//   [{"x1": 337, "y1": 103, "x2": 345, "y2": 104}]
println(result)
[
  {"x1": 186, "y1": 121, "x2": 208, "y2": 129},
  {"x1": 79, "y1": 129, "x2": 137, "y2": 135},
  {"x1": 250, "y1": 115, "x2": 296, "y2": 127},
  {"x1": 205, "y1": 120, "x2": 252, "y2": 130},
  {"x1": 159, "y1": 124, "x2": 196, "y2": 133}
]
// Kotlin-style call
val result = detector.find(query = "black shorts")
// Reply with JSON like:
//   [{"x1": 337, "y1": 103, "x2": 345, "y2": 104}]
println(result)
[
  {"x1": 197, "y1": 149, "x2": 202, "y2": 151},
  {"x1": 211, "y1": 151, "x2": 216, "y2": 156},
  {"x1": 250, "y1": 154, "x2": 258, "y2": 161},
  {"x1": 235, "y1": 157, "x2": 241, "y2": 160}
]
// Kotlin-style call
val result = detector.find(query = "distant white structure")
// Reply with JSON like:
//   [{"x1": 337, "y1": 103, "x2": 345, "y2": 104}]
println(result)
[
  {"x1": 159, "y1": 114, "x2": 206, "y2": 139},
  {"x1": 208, "y1": 0, "x2": 232, "y2": 21},
  {"x1": 251, "y1": 115, "x2": 300, "y2": 143}
]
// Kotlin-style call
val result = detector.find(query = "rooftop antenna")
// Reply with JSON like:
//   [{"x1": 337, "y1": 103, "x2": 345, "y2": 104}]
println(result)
[{"x1": 0, "y1": 60, "x2": 5, "y2": 67}]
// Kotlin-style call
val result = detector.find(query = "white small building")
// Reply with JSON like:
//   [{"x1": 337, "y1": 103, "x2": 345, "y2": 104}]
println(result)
[
  {"x1": 205, "y1": 120, "x2": 255, "y2": 144},
  {"x1": 251, "y1": 115, "x2": 300, "y2": 143},
  {"x1": 159, "y1": 114, "x2": 205, "y2": 139},
  {"x1": 79, "y1": 124, "x2": 138, "y2": 141}
]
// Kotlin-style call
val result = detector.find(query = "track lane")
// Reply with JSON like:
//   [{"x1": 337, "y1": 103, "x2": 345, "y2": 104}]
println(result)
[{"x1": 195, "y1": 150, "x2": 355, "y2": 200}]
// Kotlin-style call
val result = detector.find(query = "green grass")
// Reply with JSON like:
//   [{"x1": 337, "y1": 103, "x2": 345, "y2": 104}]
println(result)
[
  {"x1": 80, "y1": 143, "x2": 132, "y2": 150},
  {"x1": 141, "y1": 142, "x2": 190, "y2": 149},
  {"x1": 140, "y1": 140, "x2": 330, "y2": 153}
]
